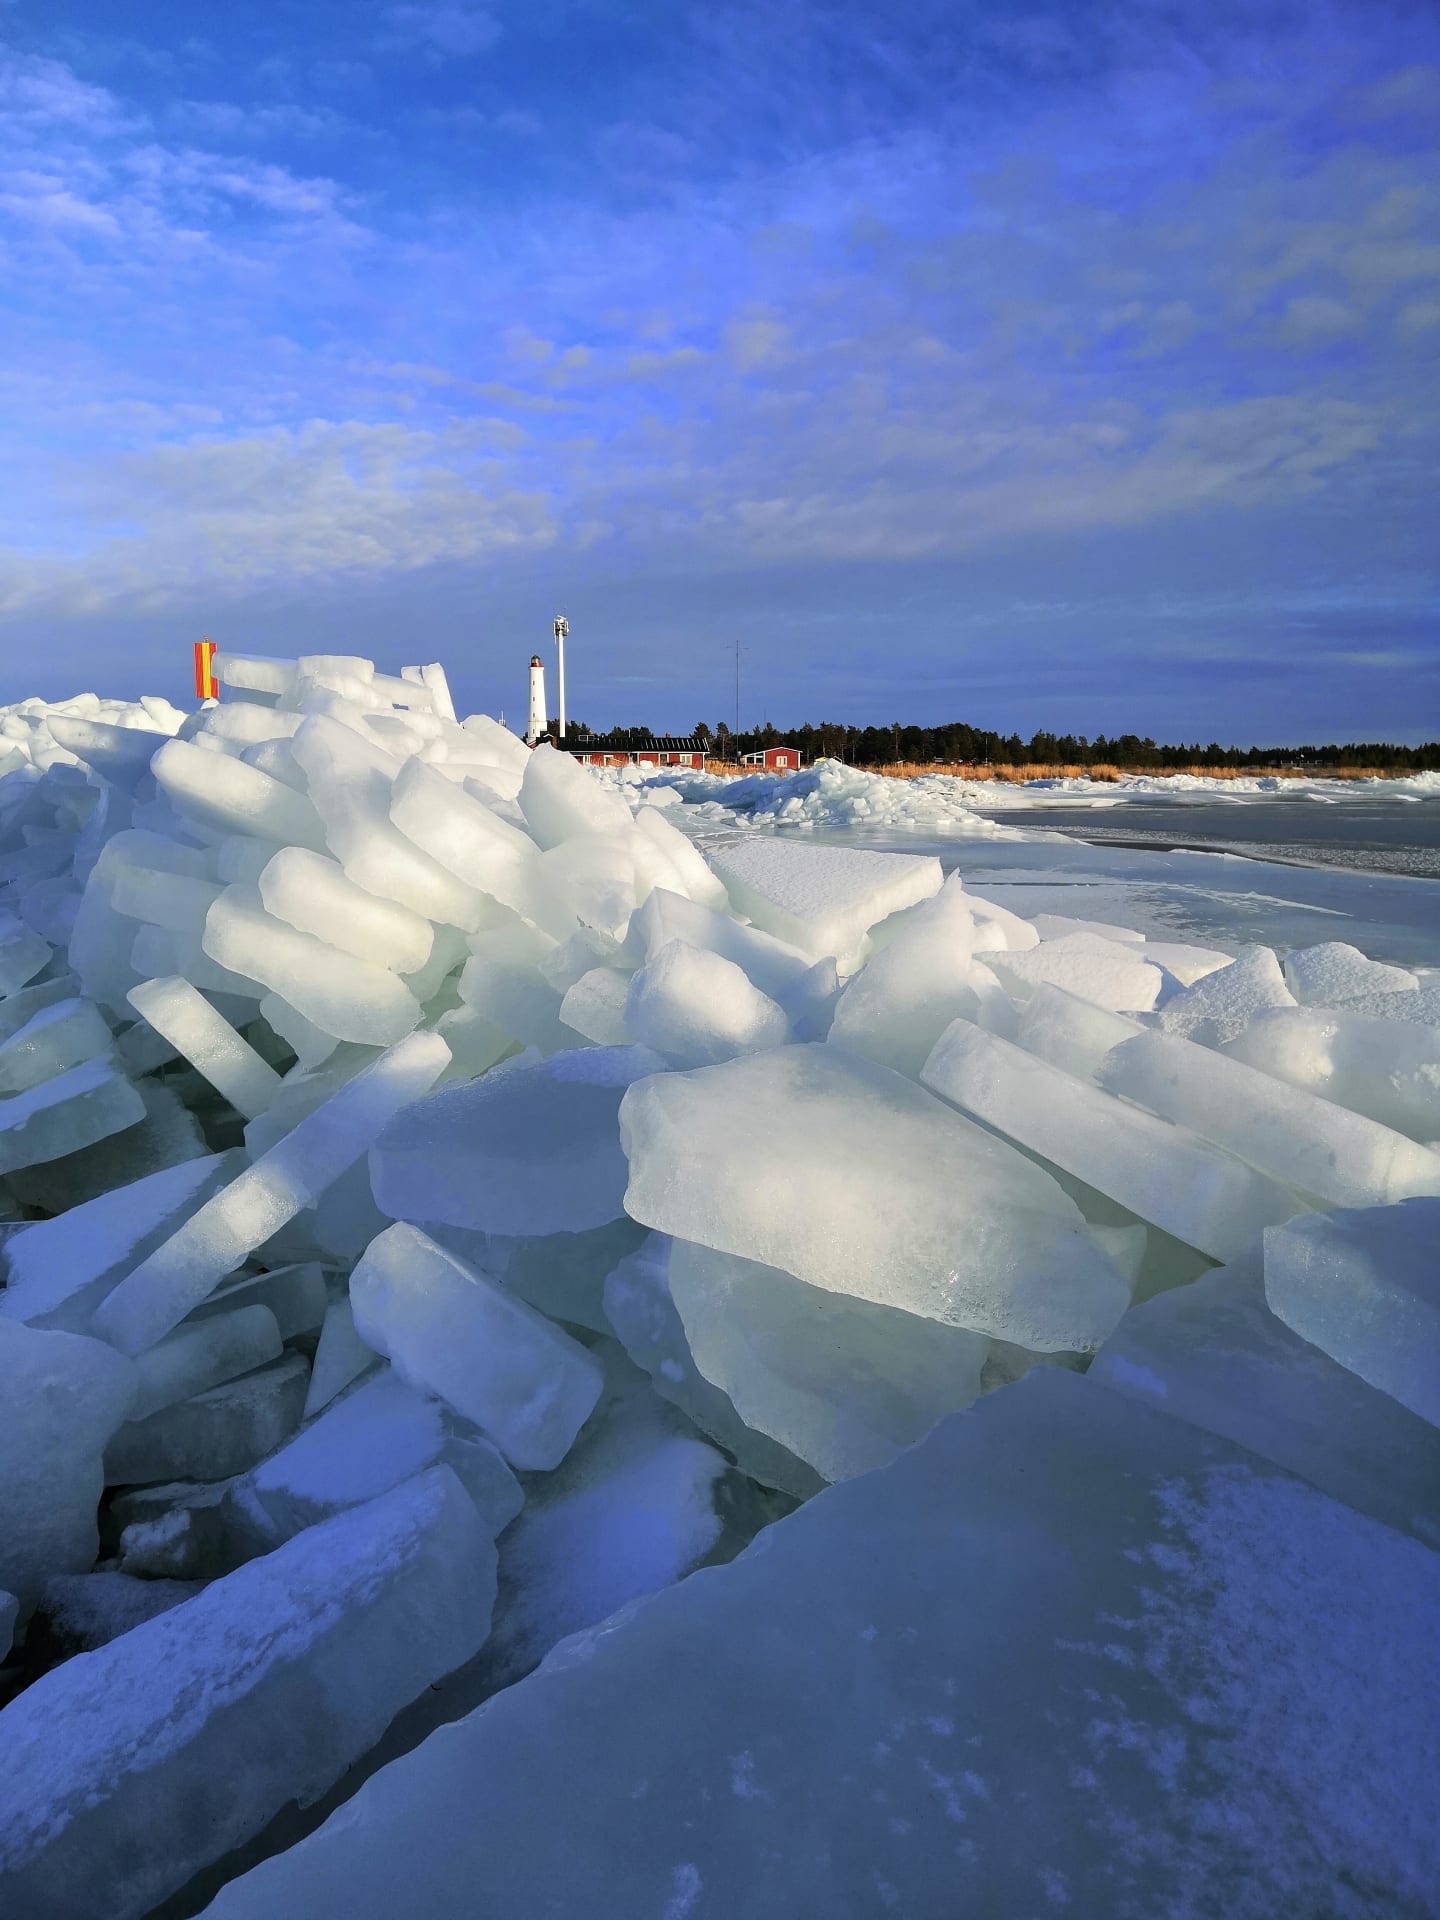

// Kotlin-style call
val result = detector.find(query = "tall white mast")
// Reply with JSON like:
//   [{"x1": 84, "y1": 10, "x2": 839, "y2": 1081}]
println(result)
[{"x1": 554, "y1": 615, "x2": 569, "y2": 740}]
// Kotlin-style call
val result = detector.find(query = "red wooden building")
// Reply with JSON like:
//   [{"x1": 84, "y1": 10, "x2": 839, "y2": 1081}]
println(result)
[{"x1": 742, "y1": 746, "x2": 802, "y2": 771}]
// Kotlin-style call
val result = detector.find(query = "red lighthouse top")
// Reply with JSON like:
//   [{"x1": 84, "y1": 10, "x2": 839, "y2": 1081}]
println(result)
[{"x1": 530, "y1": 655, "x2": 543, "y2": 667}]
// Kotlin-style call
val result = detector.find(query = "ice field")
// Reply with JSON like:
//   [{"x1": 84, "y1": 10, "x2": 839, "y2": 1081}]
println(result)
[{"x1": 0, "y1": 658, "x2": 1437, "y2": 1917}]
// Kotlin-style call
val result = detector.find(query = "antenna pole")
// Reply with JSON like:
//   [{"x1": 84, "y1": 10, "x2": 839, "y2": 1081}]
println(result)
[
  {"x1": 734, "y1": 633, "x2": 740, "y2": 739},
  {"x1": 554, "y1": 616, "x2": 569, "y2": 740}
]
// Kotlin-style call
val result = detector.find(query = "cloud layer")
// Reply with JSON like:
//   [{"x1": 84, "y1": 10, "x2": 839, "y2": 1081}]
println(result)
[{"x1": 0, "y1": 4, "x2": 1435, "y2": 738}]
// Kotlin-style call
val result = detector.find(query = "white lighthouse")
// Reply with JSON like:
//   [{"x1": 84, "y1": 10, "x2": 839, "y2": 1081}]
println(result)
[{"x1": 525, "y1": 654, "x2": 547, "y2": 746}]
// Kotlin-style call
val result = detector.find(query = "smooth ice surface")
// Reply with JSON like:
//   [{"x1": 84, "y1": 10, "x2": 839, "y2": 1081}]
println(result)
[
  {"x1": 250, "y1": 1368, "x2": 522, "y2": 1543},
  {"x1": 0, "y1": 1468, "x2": 497, "y2": 1920},
  {"x1": 986, "y1": 931, "x2": 1163, "y2": 1012},
  {"x1": 826, "y1": 877, "x2": 980, "y2": 1077},
  {"x1": 1100, "y1": 1028, "x2": 1440, "y2": 1210},
  {"x1": 190, "y1": 1262, "x2": 330, "y2": 1342},
  {"x1": 1156, "y1": 943, "x2": 1296, "y2": 1046},
  {"x1": 258, "y1": 846, "x2": 435, "y2": 974},
  {"x1": 621, "y1": 1044, "x2": 1131, "y2": 1351},
  {"x1": 128, "y1": 1304, "x2": 283, "y2": 1423},
  {"x1": 0, "y1": 1050, "x2": 144, "y2": 1174},
  {"x1": 625, "y1": 939, "x2": 788, "y2": 1067},
  {"x1": 203, "y1": 885, "x2": 421, "y2": 1046},
  {"x1": 0, "y1": 1319, "x2": 136, "y2": 1610},
  {"x1": 1283, "y1": 940, "x2": 1418, "y2": 1006},
  {"x1": 0, "y1": 1151, "x2": 243, "y2": 1331},
  {"x1": 1092, "y1": 1248, "x2": 1440, "y2": 1545},
  {"x1": 1224, "y1": 1004, "x2": 1440, "y2": 1141},
  {"x1": 708, "y1": 838, "x2": 942, "y2": 969},
  {"x1": 0, "y1": 994, "x2": 111, "y2": 1093},
  {"x1": 667, "y1": 1237, "x2": 988, "y2": 1481},
  {"x1": 1264, "y1": 1200, "x2": 1440, "y2": 1427},
  {"x1": 372, "y1": 1044, "x2": 663, "y2": 1237},
  {"x1": 105, "y1": 1350, "x2": 310, "y2": 1484},
  {"x1": 350, "y1": 1223, "x2": 604, "y2": 1469},
  {"x1": 924, "y1": 1021, "x2": 1300, "y2": 1261},
  {"x1": 128, "y1": 976, "x2": 282, "y2": 1118},
  {"x1": 96, "y1": 1032, "x2": 449, "y2": 1353},
  {"x1": 202, "y1": 1372, "x2": 1440, "y2": 1920}
]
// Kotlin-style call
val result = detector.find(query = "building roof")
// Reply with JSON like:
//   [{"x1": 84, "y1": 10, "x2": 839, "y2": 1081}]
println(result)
[{"x1": 553, "y1": 733, "x2": 706, "y2": 755}]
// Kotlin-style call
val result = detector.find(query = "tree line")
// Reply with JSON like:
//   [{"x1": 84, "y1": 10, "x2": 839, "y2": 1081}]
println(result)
[{"x1": 681, "y1": 721, "x2": 1440, "y2": 771}]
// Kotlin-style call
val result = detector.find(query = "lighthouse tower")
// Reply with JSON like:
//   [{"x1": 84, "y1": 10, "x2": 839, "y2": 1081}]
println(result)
[{"x1": 525, "y1": 655, "x2": 547, "y2": 746}]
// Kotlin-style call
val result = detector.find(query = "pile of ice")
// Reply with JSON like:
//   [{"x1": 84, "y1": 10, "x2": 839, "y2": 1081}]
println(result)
[
  {"x1": 0, "y1": 651, "x2": 1436, "y2": 1917},
  {"x1": 604, "y1": 755, "x2": 1031, "y2": 836}
]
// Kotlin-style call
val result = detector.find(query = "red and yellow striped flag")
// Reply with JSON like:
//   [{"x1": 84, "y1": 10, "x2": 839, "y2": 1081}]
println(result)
[{"x1": 193, "y1": 638, "x2": 218, "y2": 701}]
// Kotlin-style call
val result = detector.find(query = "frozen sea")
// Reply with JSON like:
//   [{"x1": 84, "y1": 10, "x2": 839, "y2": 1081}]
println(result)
[{"x1": 684, "y1": 792, "x2": 1440, "y2": 970}]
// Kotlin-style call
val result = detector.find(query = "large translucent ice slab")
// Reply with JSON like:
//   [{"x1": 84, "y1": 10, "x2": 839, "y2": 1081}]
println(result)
[
  {"x1": 986, "y1": 931, "x2": 1163, "y2": 1012},
  {"x1": 621, "y1": 1044, "x2": 1131, "y2": 1351},
  {"x1": 151, "y1": 737, "x2": 329, "y2": 848},
  {"x1": 128, "y1": 975, "x2": 282, "y2": 1117},
  {"x1": 43, "y1": 714, "x2": 170, "y2": 789},
  {"x1": 708, "y1": 838, "x2": 942, "y2": 969},
  {"x1": 388, "y1": 755, "x2": 538, "y2": 915},
  {"x1": 0, "y1": 994, "x2": 112, "y2": 1093},
  {"x1": 70, "y1": 828, "x2": 213, "y2": 1016},
  {"x1": 0, "y1": 1051, "x2": 144, "y2": 1174},
  {"x1": 626, "y1": 939, "x2": 788, "y2": 1067},
  {"x1": 105, "y1": 1350, "x2": 310, "y2": 1484},
  {"x1": 200, "y1": 1372, "x2": 1440, "y2": 1920},
  {"x1": 628, "y1": 886, "x2": 814, "y2": 1001},
  {"x1": 350, "y1": 1223, "x2": 603, "y2": 1469},
  {"x1": 290, "y1": 714, "x2": 488, "y2": 928},
  {"x1": 372, "y1": 1044, "x2": 663, "y2": 1236},
  {"x1": 0, "y1": 1467, "x2": 496, "y2": 1920},
  {"x1": 203, "y1": 885, "x2": 421, "y2": 1045},
  {"x1": 259, "y1": 845, "x2": 435, "y2": 973},
  {"x1": 0, "y1": 1150, "x2": 243, "y2": 1332},
  {"x1": 667, "y1": 1237, "x2": 988, "y2": 1481},
  {"x1": 602, "y1": 1235, "x2": 824, "y2": 1498},
  {"x1": 1009, "y1": 981, "x2": 1143, "y2": 1079},
  {"x1": 1099, "y1": 1028, "x2": 1440, "y2": 1209},
  {"x1": 1223, "y1": 1004, "x2": 1440, "y2": 1142},
  {"x1": 250, "y1": 1367, "x2": 522, "y2": 1543},
  {"x1": 1264, "y1": 1200, "x2": 1440, "y2": 1427},
  {"x1": 519, "y1": 742, "x2": 634, "y2": 848},
  {"x1": 1156, "y1": 943, "x2": 1296, "y2": 1046},
  {"x1": 0, "y1": 915, "x2": 52, "y2": 995},
  {"x1": 558, "y1": 964, "x2": 632, "y2": 1044},
  {"x1": 924, "y1": 1022, "x2": 1299, "y2": 1261},
  {"x1": 0, "y1": 1320, "x2": 136, "y2": 1611},
  {"x1": 95, "y1": 1031, "x2": 449, "y2": 1354},
  {"x1": 1091, "y1": 1248, "x2": 1440, "y2": 1545},
  {"x1": 827, "y1": 876, "x2": 980, "y2": 1077},
  {"x1": 128, "y1": 1304, "x2": 283, "y2": 1423}
]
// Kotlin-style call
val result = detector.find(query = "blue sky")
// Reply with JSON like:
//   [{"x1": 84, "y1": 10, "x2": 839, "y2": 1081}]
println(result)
[{"x1": 0, "y1": 1, "x2": 1436, "y2": 741}]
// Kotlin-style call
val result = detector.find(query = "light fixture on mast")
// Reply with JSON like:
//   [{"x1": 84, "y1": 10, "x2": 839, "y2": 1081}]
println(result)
[{"x1": 554, "y1": 616, "x2": 570, "y2": 740}]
